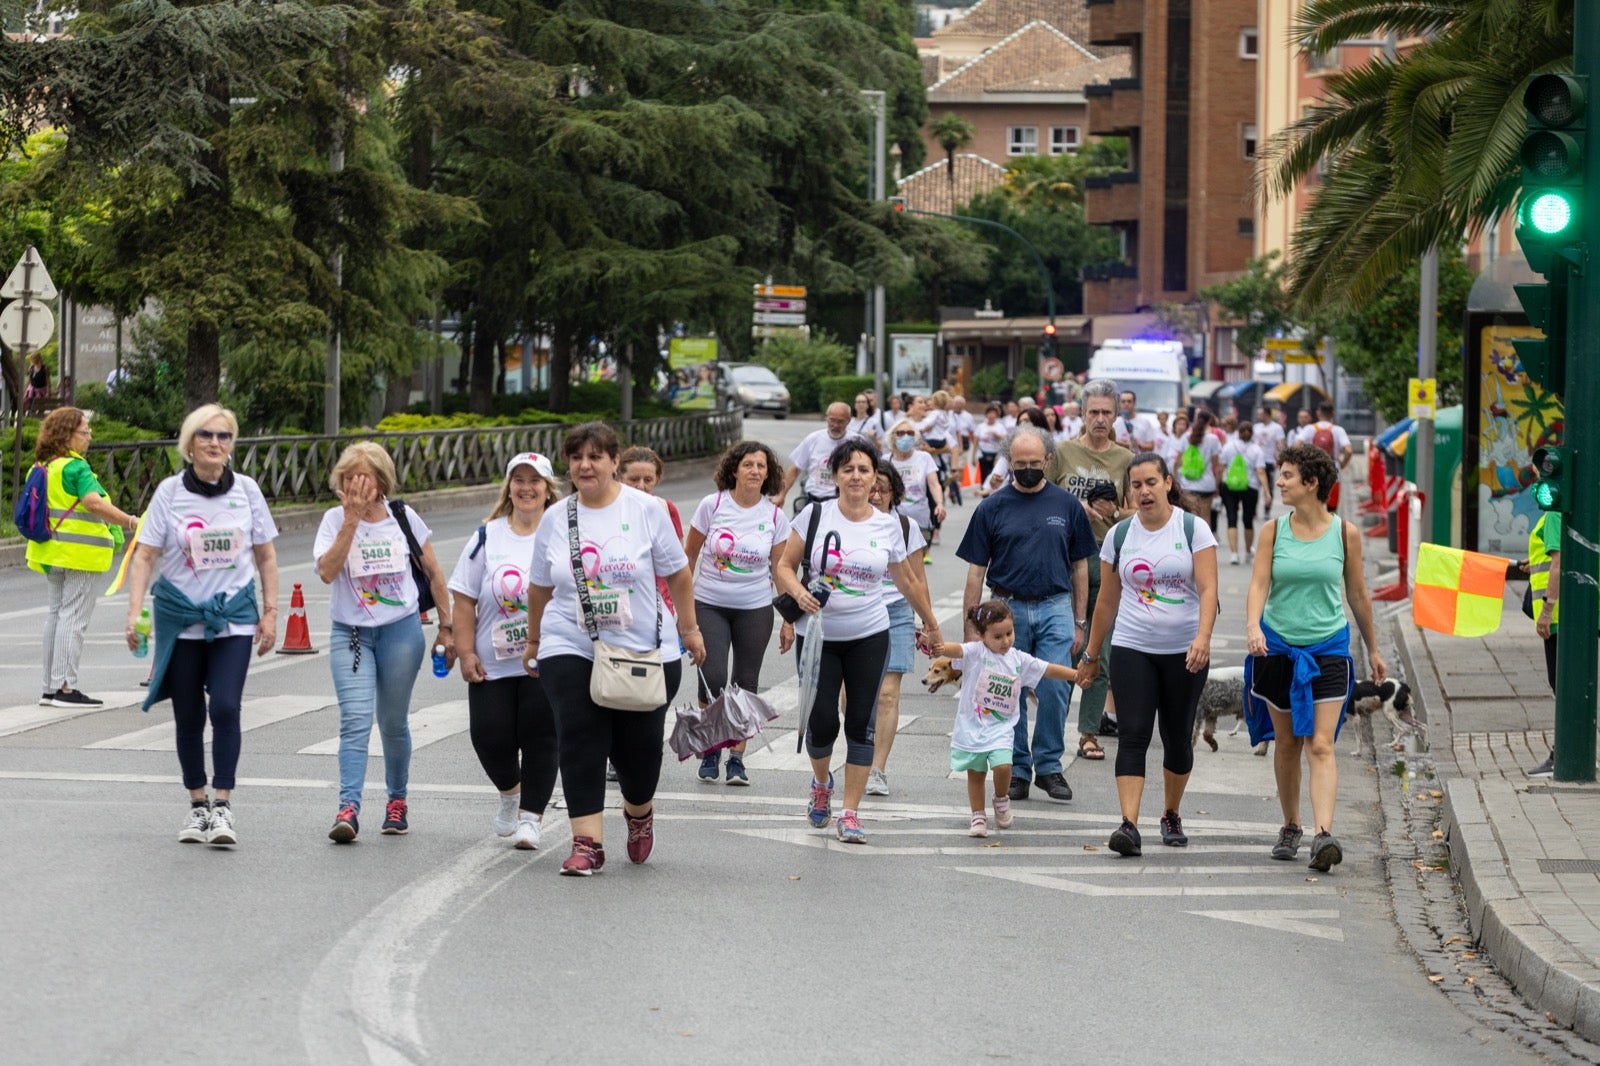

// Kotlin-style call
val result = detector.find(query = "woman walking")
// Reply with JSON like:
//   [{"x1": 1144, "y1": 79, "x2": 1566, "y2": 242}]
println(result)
[
  {"x1": 123, "y1": 404, "x2": 277, "y2": 845},
  {"x1": 1078, "y1": 453, "x2": 1217, "y2": 857},
  {"x1": 448, "y1": 452, "x2": 560, "y2": 850},
  {"x1": 522, "y1": 422, "x2": 706, "y2": 876},
  {"x1": 28, "y1": 407, "x2": 140, "y2": 708},
  {"x1": 975, "y1": 404, "x2": 1007, "y2": 484},
  {"x1": 888, "y1": 419, "x2": 944, "y2": 565},
  {"x1": 1174, "y1": 410, "x2": 1223, "y2": 530},
  {"x1": 315, "y1": 442, "x2": 454, "y2": 843},
  {"x1": 684, "y1": 441, "x2": 789, "y2": 786},
  {"x1": 774, "y1": 438, "x2": 943, "y2": 844},
  {"x1": 1218, "y1": 421, "x2": 1269, "y2": 565},
  {"x1": 865, "y1": 458, "x2": 928, "y2": 796},
  {"x1": 1244, "y1": 443, "x2": 1386, "y2": 872}
]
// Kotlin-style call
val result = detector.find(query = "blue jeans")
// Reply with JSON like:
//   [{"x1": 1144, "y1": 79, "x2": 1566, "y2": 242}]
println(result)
[
  {"x1": 1007, "y1": 592, "x2": 1075, "y2": 780},
  {"x1": 330, "y1": 616, "x2": 426, "y2": 810}
]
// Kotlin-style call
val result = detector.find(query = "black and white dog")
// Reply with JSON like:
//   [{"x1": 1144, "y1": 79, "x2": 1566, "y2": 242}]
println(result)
[{"x1": 1349, "y1": 679, "x2": 1422, "y2": 752}]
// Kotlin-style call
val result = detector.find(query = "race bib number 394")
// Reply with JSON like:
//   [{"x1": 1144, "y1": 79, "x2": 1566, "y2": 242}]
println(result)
[
  {"x1": 188, "y1": 527, "x2": 245, "y2": 571},
  {"x1": 492, "y1": 616, "x2": 528, "y2": 660}
]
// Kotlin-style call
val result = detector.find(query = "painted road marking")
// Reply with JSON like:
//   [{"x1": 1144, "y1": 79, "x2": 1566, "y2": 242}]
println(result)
[
  {"x1": 947, "y1": 865, "x2": 1329, "y2": 897},
  {"x1": 723, "y1": 826, "x2": 1287, "y2": 857},
  {"x1": 0, "y1": 691, "x2": 147, "y2": 738},
  {"x1": 86, "y1": 694, "x2": 334, "y2": 751},
  {"x1": 1187, "y1": 909, "x2": 1345, "y2": 942},
  {"x1": 297, "y1": 699, "x2": 469, "y2": 755}
]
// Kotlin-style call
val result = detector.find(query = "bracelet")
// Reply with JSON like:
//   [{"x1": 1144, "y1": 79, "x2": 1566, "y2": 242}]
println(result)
[
  {"x1": 437, "y1": 623, "x2": 453, "y2": 631},
  {"x1": 680, "y1": 626, "x2": 700, "y2": 636},
  {"x1": 263, "y1": 605, "x2": 279, "y2": 613}
]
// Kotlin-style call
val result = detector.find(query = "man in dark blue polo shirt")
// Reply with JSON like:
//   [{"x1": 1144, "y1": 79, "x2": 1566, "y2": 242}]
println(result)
[{"x1": 957, "y1": 425, "x2": 1096, "y2": 801}]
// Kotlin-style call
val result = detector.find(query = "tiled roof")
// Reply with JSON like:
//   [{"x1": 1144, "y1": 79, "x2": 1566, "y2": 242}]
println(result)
[
  {"x1": 934, "y1": 0, "x2": 1096, "y2": 49},
  {"x1": 986, "y1": 51, "x2": 1131, "y2": 93},
  {"x1": 930, "y1": 21, "x2": 1114, "y2": 95},
  {"x1": 897, "y1": 153, "x2": 1009, "y2": 214}
]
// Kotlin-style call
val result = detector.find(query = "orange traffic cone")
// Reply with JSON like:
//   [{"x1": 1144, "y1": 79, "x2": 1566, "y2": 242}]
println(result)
[
  {"x1": 277, "y1": 583, "x2": 318, "y2": 655},
  {"x1": 960, "y1": 462, "x2": 977, "y2": 488}
]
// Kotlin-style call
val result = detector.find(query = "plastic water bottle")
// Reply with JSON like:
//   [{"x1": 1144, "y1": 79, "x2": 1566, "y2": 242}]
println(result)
[
  {"x1": 432, "y1": 644, "x2": 449, "y2": 678},
  {"x1": 132, "y1": 608, "x2": 151, "y2": 659}
]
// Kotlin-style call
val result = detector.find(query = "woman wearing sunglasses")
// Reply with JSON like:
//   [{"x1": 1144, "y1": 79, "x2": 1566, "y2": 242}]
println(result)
[{"x1": 124, "y1": 404, "x2": 280, "y2": 847}]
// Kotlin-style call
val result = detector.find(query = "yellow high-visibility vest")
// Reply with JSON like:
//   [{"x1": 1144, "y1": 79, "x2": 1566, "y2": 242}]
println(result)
[
  {"x1": 25, "y1": 453, "x2": 116, "y2": 575},
  {"x1": 1529, "y1": 514, "x2": 1558, "y2": 629}
]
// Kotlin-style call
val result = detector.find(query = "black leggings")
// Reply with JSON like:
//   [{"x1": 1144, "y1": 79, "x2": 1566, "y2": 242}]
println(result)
[
  {"x1": 695, "y1": 601, "x2": 774, "y2": 703},
  {"x1": 797, "y1": 630, "x2": 889, "y2": 767},
  {"x1": 979, "y1": 453, "x2": 997, "y2": 481},
  {"x1": 1219, "y1": 486, "x2": 1260, "y2": 529},
  {"x1": 539, "y1": 655, "x2": 682, "y2": 818},
  {"x1": 169, "y1": 635, "x2": 253, "y2": 791},
  {"x1": 1108, "y1": 645, "x2": 1208, "y2": 778},
  {"x1": 467, "y1": 674, "x2": 559, "y2": 814}
]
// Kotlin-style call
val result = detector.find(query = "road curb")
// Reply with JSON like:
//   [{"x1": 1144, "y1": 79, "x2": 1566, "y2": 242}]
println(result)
[{"x1": 1441, "y1": 779, "x2": 1600, "y2": 1043}]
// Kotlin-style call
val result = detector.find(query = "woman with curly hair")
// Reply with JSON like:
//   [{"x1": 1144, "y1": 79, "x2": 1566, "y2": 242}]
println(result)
[{"x1": 684, "y1": 440, "x2": 789, "y2": 785}]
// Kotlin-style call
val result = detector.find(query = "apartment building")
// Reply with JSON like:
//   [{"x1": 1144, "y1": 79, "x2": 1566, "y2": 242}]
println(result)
[{"x1": 1081, "y1": 0, "x2": 1257, "y2": 350}]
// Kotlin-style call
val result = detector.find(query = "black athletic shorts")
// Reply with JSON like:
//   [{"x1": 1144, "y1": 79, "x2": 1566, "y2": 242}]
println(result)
[{"x1": 1250, "y1": 653, "x2": 1350, "y2": 709}]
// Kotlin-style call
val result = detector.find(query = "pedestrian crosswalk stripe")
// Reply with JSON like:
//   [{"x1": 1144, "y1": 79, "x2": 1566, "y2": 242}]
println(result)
[
  {"x1": 0, "y1": 691, "x2": 147, "y2": 738},
  {"x1": 296, "y1": 700, "x2": 469, "y2": 755},
  {"x1": 86, "y1": 695, "x2": 335, "y2": 751},
  {"x1": 1187, "y1": 909, "x2": 1344, "y2": 941},
  {"x1": 948, "y1": 865, "x2": 1329, "y2": 897}
]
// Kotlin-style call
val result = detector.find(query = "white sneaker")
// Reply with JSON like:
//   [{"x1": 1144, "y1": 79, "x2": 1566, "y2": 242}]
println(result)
[
  {"x1": 492, "y1": 795, "x2": 519, "y2": 837},
  {"x1": 865, "y1": 768, "x2": 890, "y2": 796},
  {"x1": 179, "y1": 805, "x2": 211, "y2": 844},
  {"x1": 206, "y1": 804, "x2": 237, "y2": 846},
  {"x1": 511, "y1": 817, "x2": 541, "y2": 850},
  {"x1": 969, "y1": 813, "x2": 989, "y2": 837}
]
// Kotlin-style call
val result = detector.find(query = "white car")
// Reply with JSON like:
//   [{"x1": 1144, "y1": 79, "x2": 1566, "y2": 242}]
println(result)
[{"x1": 719, "y1": 363, "x2": 790, "y2": 418}]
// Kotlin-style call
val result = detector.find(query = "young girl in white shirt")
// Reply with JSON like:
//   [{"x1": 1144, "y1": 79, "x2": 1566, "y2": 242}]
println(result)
[{"x1": 933, "y1": 600, "x2": 1077, "y2": 837}]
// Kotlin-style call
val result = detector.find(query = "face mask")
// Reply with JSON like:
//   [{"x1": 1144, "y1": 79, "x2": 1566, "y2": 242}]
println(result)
[
  {"x1": 895, "y1": 434, "x2": 916, "y2": 451},
  {"x1": 1013, "y1": 467, "x2": 1045, "y2": 489}
]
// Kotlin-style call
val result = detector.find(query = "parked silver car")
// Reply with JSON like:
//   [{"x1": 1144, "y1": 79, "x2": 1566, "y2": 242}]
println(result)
[{"x1": 718, "y1": 362, "x2": 790, "y2": 418}]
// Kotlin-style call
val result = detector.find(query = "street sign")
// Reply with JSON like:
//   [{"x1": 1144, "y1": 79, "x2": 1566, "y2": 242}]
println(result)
[
  {"x1": 753, "y1": 284, "x2": 807, "y2": 298},
  {"x1": 752, "y1": 325, "x2": 809, "y2": 340},
  {"x1": 1263, "y1": 338, "x2": 1311, "y2": 353},
  {"x1": 753, "y1": 299, "x2": 806, "y2": 312},
  {"x1": 0, "y1": 246, "x2": 57, "y2": 300},
  {"x1": 1408, "y1": 377, "x2": 1437, "y2": 420},
  {"x1": 1041, "y1": 357, "x2": 1063, "y2": 382},
  {"x1": 0, "y1": 298, "x2": 55, "y2": 352},
  {"x1": 753, "y1": 311, "x2": 807, "y2": 326},
  {"x1": 1283, "y1": 352, "x2": 1321, "y2": 364}
]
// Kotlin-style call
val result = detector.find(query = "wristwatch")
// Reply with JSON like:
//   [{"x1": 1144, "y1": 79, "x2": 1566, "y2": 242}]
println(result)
[{"x1": 1075, "y1": 619, "x2": 1088, "y2": 628}]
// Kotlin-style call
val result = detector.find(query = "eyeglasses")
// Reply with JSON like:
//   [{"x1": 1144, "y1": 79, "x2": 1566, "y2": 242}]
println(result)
[
  {"x1": 1010, "y1": 460, "x2": 1046, "y2": 471},
  {"x1": 194, "y1": 429, "x2": 234, "y2": 443}
]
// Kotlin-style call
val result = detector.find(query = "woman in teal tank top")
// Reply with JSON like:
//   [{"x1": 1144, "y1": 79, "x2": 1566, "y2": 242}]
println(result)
[{"x1": 1244, "y1": 443, "x2": 1386, "y2": 874}]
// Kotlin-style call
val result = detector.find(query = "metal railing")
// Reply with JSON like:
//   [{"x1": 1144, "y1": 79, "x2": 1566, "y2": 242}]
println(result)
[{"x1": 85, "y1": 410, "x2": 744, "y2": 513}]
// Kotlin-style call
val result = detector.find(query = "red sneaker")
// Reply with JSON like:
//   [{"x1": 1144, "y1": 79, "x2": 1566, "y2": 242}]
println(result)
[
  {"x1": 626, "y1": 809, "x2": 655, "y2": 864},
  {"x1": 561, "y1": 835, "x2": 606, "y2": 876},
  {"x1": 381, "y1": 798, "x2": 409, "y2": 835}
]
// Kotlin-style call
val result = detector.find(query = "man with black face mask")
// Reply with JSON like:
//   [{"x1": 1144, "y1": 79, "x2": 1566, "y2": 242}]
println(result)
[{"x1": 956, "y1": 426, "x2": 1096, "y2": 802}]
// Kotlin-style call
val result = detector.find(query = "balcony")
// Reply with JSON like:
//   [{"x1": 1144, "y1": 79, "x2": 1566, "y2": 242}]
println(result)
[
  {"x1": 1086, "y1": 0, "x2": 1142, "y2": 48},
  {"x1": 1085, "y1": 77, "x2": 1142, "y2": 137},
  {"x1": 1083, "y1": 172, "x2": 1140, "y2": 225}
]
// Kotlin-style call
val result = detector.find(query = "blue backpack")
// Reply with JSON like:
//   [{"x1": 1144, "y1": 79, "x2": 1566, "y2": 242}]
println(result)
[{"x1": 13, "y1": 461, "x2": 76, "y2": 543}]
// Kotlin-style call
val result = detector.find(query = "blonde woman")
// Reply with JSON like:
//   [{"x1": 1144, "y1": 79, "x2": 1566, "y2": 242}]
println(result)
[
  {"x1": 315, "y1": 442, "x2": 453, "y2": 843},
  {"x1": 449, "y1": 452, "x2": 560, "y2": 850},
  {"x1": 124, "y1": 404, "x2": 278, "y2": 845}
]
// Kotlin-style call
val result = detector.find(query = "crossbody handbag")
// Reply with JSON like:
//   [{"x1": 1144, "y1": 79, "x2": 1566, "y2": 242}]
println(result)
[{"x1": 569, "y1": 497, "x2": 667, "y2": 711}]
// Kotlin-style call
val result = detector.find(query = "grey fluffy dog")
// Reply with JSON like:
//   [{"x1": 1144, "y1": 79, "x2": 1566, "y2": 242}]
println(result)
[{"x1": 1190, "y1": 666, "x2": 1267, "y2": 755}]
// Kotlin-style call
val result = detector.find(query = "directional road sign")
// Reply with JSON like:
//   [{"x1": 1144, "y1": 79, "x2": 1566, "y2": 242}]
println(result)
[
  {"x1": 753, "y1": 299, "x2": 806, "y2": 312},
  {"x1": 753, "y1": 284, "x2": 807, "y2": 299},
  {"x1": 753, "y1": 312, "x2": 807, "y2": 327}
]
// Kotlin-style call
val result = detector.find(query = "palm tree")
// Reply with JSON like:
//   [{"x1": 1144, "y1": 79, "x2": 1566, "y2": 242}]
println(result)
[
  {"x1": 1259, "y1": 0, "x2": 1570, "y2": 310},
  {"x1": 930, "y1": 113, "x2": 976, "y2": 194}
]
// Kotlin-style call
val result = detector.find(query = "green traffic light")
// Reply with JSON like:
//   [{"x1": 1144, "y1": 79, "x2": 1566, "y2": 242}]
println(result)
[
  {"x1": 1534, "y1": 480, "x2": 1561, "y2": 510},
  {"x1": 1528, "y1": 190, "x2": 1576, "y2": 235}
]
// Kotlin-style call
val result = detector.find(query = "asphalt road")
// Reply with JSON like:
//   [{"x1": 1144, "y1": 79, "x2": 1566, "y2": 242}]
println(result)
[{"x1": 1, "y1": 414, "x2": 1545, "y2": 1064}]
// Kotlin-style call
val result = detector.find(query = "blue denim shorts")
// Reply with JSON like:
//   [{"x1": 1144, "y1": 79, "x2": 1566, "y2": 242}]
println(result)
[{"x1": 885, "y1": 598, "x2": 915, "y2": 674}]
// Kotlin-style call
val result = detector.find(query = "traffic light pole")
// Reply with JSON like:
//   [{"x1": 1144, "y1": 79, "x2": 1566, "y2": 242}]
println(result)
[{"x1": 1556, "y1": 6, "x2": 1600, "y2": 781}]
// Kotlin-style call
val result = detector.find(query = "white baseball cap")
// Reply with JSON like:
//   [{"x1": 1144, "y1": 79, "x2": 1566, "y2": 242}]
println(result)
[{"x1": 506, "y1": 451, "x2": 555, "y2": 480}]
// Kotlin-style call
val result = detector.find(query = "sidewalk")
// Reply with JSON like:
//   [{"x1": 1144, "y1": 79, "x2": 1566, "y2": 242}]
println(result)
[{"x1": 1393, "y1": 528, "x2": 1600, "y2": 1041}]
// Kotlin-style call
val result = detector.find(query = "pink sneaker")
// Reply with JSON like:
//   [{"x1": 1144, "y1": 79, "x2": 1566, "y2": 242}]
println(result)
[
  {"x1": 560, "y1": 835, "x2": 606, "y2": 876},
  {"x1": 969, "y1": 812, "x2": 989, "y2": 837},
  {"x1": 625, "y1": 809, "x2": 655, "y2": 864},
  {"x1": 993, "y1": 795, "x2": 1013, "y2": 829}
]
